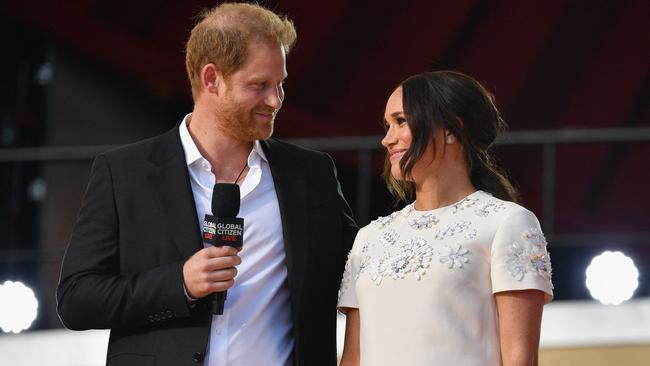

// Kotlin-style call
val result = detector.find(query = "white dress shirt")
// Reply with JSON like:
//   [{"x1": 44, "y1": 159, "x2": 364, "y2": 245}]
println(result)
[{"x1": 179, "y1": 114, "x2": 293, "y2": 366}]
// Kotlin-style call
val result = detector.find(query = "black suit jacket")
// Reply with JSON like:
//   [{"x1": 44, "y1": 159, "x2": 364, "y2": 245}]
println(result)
[{"x1": 57, "y1": 126, "x2": 358, "y2": 366}]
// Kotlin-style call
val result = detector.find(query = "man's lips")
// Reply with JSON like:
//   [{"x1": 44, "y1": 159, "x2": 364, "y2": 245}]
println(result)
[{"x1": 255, "y1": 110, "x2": 276, "y2": 119}]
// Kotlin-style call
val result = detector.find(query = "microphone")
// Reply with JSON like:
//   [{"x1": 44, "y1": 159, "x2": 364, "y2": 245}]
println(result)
[{"x1": 202, "y1": 183, "x2": 244, "y2": 315}]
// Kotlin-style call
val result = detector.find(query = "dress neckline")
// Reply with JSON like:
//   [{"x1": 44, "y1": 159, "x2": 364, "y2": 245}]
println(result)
[{"x1": 409, "y1": 190, "x2": 483, "y2": 214}]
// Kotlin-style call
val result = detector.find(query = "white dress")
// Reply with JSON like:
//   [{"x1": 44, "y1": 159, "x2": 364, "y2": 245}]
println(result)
[{"x1": 338, "y1": 190, "x2": 553, "y2": 366}]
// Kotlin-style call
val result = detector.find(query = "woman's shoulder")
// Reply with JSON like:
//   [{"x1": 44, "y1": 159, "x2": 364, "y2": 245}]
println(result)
[
  {"x1": 363, "y1": 203, "x2": 414, "y2": 231},
  {"x1": 468, "y1": 192, "x2": 545, "y2": 242},
  {"x1": 472, "y1": 190, "x2": 537, "y2": 219}
]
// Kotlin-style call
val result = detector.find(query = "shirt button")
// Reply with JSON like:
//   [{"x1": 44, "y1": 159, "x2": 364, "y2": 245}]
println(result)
[{"x1": 215, "y1": 329, "x2": 222, "y2": 335}]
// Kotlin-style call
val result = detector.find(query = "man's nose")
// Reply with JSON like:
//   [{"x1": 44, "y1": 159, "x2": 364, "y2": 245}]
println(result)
[{"x1": 266, "y1": 85, "x2": 283, "y2": 110}]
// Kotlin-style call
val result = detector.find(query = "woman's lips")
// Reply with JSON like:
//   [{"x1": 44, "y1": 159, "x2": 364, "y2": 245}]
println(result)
[{"x1": 390, "y1": 150, "x2": 406, "y2": 161}]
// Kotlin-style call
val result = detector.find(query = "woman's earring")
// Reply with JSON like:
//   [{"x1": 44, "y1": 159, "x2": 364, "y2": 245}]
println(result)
[{"x1": 446, "y1": 136, "x2": 454, "y2": 144}]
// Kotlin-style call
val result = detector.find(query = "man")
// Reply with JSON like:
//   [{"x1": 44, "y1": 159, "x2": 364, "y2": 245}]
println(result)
[{"x1": 56, "y1": 3, "x2": 357, "y2": 365}]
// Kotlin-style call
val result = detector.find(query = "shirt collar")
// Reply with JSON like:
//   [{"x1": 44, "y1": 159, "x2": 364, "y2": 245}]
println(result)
[
  {"x1": 179, "y1": 113, "x2": 268, "y2": 167},
  {"x1": 251, "y1": 140, "x2": 268, "y2": 165},
  {"x1": 179, "y1": 113, "x2": 204, "y2": 166}
]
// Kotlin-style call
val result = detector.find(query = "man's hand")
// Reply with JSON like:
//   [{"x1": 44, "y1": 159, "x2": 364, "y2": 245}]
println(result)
[{"x1": 182, "y1": 246, "x2": 241, "y2": 299}]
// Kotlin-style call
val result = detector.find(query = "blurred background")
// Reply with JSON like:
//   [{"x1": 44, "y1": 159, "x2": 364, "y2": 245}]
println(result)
[{"x1": 0, "y1": 0, "x2": 648, "y2": 364}]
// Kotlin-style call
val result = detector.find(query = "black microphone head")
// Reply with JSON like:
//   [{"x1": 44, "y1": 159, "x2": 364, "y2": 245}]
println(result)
[{"x1": 212, "y1": 183, "x2": 240, "y2": 217}]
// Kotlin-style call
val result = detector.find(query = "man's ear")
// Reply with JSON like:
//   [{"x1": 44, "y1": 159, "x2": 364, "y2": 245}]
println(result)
[{"x1": 201, "y1": 63, "x2": 222, "y2": 94}]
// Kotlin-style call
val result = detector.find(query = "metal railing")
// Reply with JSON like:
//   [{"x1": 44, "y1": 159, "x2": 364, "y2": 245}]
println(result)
[
  {"x1": 293, "y1": 128, "x2": 650, "y2": 240},
  {"x1": 1, "y1": 127, "x2": 649, "y2": 262}
]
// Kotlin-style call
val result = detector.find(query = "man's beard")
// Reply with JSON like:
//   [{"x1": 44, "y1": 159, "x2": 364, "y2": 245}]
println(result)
[{"x1": 217, "y1": 94, "x2": 276, "y2": 142}]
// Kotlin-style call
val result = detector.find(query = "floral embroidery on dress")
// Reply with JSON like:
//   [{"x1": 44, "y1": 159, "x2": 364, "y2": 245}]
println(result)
[
  {"x1": 367, "y1": 255, "x2": 384, "y2": 285},
  {"x1": 366, "y1": 237, "x2": 434, "y2": 284},
  {"x1": 338, "y1": 239, "x2": 379, "y2": 301},
  {"x1": 372, "y1": 211, "x2": 399, "y2": 228},
  {"x1": 439, "y1": 244, "x2": 470, "y2": 269},
  {"x1": 357, "y1": 240, "x2": 372, "y2": 278},
  {"x1": 452, "y1": 197, "x2": 480, "y2": 214},
  {"x1": 380, "y1": 229, "x2": 400, "y2": 246},
  {"x1": 383, "y1": 251, "x2": 412, "y2": 280},
  {"x1": 338, "y1": 250, "x2": 354, "y2": 300},
  {"x1": 401, "y1": 204, "x2": 415, "y2": 216},
  {"x1": 464, "y1": 229, "x2": 478, "y2": 240},
  {"x1": 475, "y1": 200, "x2": 506, "y2": 218},
  {"x1": 409, "y1": 213, "x2": 440, "y2": 230},
  {"x1": 506, "y1": 228, "x2": 552, "y2": 281},
  {"x1": 434, "y1": 221, "x2": 472, "y2": 240},
  {"x1": 522, "y1": 228, "x2": 546, "y2": 246}
]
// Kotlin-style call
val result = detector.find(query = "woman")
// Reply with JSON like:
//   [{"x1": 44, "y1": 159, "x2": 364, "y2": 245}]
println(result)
[{"x1": 338, "y1": 71, "x2": 553, "y2": 366}]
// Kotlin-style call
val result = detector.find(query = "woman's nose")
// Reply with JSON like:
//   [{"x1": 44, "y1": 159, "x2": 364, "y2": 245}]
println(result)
[{"x1": 381, "y1": 126, "x2": 396, "y2": 148}]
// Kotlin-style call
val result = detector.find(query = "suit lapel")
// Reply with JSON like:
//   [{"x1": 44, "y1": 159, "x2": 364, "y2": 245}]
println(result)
[
  {"x1": 149, "y1": 127, "x2": 203, "y2": 260},
  {"x1": 261, "y1": 139, "x2": 309, "y2": 314},
  {"x1": 147, "y1": 134, "x2": 310, "y2": 306}
]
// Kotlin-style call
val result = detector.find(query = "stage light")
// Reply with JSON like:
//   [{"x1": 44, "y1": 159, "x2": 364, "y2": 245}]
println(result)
[
  {"x1": 585, "y1": 251, "x2": 639, "y2": 305},
  {"x1": 0, "y1": 281, "x2": 39, "y2": 333}
]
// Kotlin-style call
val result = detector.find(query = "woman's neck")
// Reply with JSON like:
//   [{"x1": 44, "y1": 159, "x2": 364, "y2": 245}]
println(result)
[{"x1": 413, "y1": 163, "x2": 475, "y2": 211}]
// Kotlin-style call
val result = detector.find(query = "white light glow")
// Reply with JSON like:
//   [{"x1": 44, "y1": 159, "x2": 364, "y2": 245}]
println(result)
[
  {"x1": 0, "y1": 281, "x2": 39, "y2": 333},
  {"x1": 585, "y1": 251, "x2": 639, "y2": 305}
]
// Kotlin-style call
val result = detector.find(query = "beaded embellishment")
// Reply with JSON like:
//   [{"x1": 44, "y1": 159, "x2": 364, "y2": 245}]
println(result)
[
  {"x1": 464, "y1": 229, "x2": 478, "y2": 240},
  {"x1": 408, "y1": 213, "x2": 440, "y2": 230},
  {"x1": 338, "y1": 251, "x2": 354, "y2": 299},
  {"x1": 370, "y1": 237, "x2": 433, "y2": 284},
  {"x1": 401, "y1": 204, "x2": 415, "y2": 216},
  {"x1": 380, "y1": 229, "x2": 400, "y2": 246},
  {"x1": 372, "y1": 211, "x2": 399, "y2": 229},
  {"x1": 452, "y1": 197, "x2": 480, "y2": 214},
  {"x1": 439, "y1": 244, "x2": 470, "y2": 269},
  {"x1": 434, "y1": 221, "x2": 472, "y2": 240},
  {"x1": 507, "y1": 228, "x2": 552, "y2": 281},
  {"x1": 475, "y1": 200, "x2": 506, "y2": 218}
]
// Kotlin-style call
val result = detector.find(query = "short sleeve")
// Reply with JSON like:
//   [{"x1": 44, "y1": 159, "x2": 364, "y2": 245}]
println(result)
[
  {"x1": 337, "y1": 227, "x2": 370, "y2": 313},
  {"x1": 491, "y1": 208, "x2": 554, "y2": 303}
]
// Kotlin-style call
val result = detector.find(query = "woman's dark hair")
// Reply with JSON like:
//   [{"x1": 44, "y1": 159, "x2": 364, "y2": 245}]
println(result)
[{"x1": 383, "y1": 70, "x2": 519, "y2": 203}]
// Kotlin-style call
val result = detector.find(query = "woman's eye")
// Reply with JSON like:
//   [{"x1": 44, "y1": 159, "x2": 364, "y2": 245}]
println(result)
[{"x1": 396, "y1": 117, "x2": 407, "y2": 125}]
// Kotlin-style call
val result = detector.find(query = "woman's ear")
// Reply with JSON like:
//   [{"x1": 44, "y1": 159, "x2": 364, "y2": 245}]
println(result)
[
  {"x1": 447, "y1": 117, "x2": 465, "y2": 144},
  {"x1": 445, "y1": 130, "x2": 455, "y2": 145}
]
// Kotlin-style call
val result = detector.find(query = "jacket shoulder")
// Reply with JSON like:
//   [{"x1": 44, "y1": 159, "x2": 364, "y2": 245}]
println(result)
[
  {"x1": 264, "y1": 138, "x2": 331, "y2": 165},
  {"x1": 99, "y1": 127, "x2": 180, "y2": 166}
]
